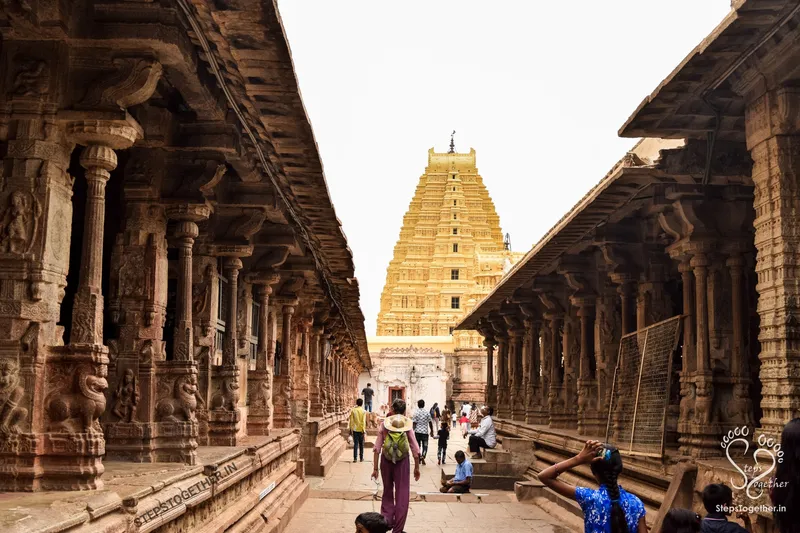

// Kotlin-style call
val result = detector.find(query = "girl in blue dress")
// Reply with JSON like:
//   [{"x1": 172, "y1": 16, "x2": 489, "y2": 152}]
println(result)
[{"x1": 538, "y1": 440, "x2": 647, "y2": 533}]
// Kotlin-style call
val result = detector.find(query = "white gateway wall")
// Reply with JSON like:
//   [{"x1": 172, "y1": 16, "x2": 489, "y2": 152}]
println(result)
[{"x1": 359, "y1": 347, "x2": 448, "y2": 415}]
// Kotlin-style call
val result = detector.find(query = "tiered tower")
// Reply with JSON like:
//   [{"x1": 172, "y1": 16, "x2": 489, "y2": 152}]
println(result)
[{"x1": 376, "y1": 144, "x2": 522, "y2": 350}]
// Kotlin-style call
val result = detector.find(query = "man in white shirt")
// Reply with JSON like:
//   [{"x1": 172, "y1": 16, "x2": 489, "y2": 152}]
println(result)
[{"x1": 467, "y1": 406, "x2": 496, "y2": 459}]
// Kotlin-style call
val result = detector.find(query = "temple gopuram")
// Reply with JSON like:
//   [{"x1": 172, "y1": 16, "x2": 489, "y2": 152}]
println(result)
[
  {"x1": 0, "y1": 1, "x2": 367, "y2": 531},
  {"x1": 456, "y1": 1, "x2": 800, "y2": 530},
  {"x1": 365, "y1": 140, "x2": 522, "y2": 409}
]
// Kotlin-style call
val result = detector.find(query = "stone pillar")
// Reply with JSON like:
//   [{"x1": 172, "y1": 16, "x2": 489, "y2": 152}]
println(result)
[
  {"x1": 484, "y1": 337, "x2": 495, "y2": 407},
  {"x1": 309, "y1": 326, "x2": 325, "y2": 418},
  {"x1": 150, "y1": 208, "x2": 209, "y2": 464},
  {"x1": 494, "y1": 330, "x2": 509, "y2": 417},
  {"x1": 547, "y1": 314, "x2": 563, "y2": 427},
  {"x1": 746, "y1": 87, "x2": 800, "y2": 436},
  {"x1": 559, "y1": 315, "x2": 578, "y2": 430},
  {"x1": 273, "y1": 303, "x2": 295, "y2": 428},
  {"x1": 576, "y1": 300, "x2": 600, "y2": 435},
  {"x1": 678, "y1": 252, "x2": 718, "y2": 456},
  {"x1": 508, "y1": 324, "x2": 525, "y2": 421},
  {"x1": 595, "y1": 289, "x2": 620, "y2": 425},
  {"x1": 727, "y1": 254, "x2": 754, "y2": 427},
  {"x1": 525, "y1": 318, "x2": 547, "y2": 425},
  {"x1": 320, "y1": 336, "x2": 331, "y2": 415},
  {"x1": 46, "y1": 126, "x2": 136, "y2": 489},
  {"x1": 208, "y1": 257, "x2": 243, "y2": 445},
  {"x1": 619, "y1": 281, "x2": 636, "y2": 335},
  {"x1": 291, "y1": 318, "x2": 312, "y2": 426},
  {"x1": 247, "y1": 276, "x2": 278, "y2": 436}
]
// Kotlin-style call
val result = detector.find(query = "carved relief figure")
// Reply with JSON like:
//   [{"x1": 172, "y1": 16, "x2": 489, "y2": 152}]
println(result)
[
  {"x1": 11, "y1": 59, "x2": 48, "y2": 97},
  {"x1": 0, "y1": 359, "x2": 27, "y2": 434},
  {"x1": 111, "y1": 369, "x2": 139, "y2": 423},
  {"x1": 0, "y1": 191, "x2": 41, "y2": 254},
  {"x1": 249, "y1": 375, "x2": 271, "y2": 411},
  {"x1": 210, "y1": 378, "x2": 239, "y2": 411},
  {"x1": 47, "y1": 365, "x2": 108, "y2": 434},
  {"x1": 156, "y1": 374, "x2": 204, "y2": 423}
]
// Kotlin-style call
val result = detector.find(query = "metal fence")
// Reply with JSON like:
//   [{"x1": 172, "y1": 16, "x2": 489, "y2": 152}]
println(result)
[{"x1": 605, "y1": 316, "x2": 682, "y2": 457}]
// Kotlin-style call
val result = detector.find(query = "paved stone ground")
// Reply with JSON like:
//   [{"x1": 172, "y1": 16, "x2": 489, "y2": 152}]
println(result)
[{"x1": 288, "y1": 430, "x2": 579, "y2": 533}]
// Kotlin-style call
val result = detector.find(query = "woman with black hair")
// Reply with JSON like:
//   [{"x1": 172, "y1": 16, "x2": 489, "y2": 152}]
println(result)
[
  {"x1": 772, "y1": 418, "x2": 800, "y2": 533},
  {"x1": 538, "y1": 440, "x2": 647, "y2": 533}
]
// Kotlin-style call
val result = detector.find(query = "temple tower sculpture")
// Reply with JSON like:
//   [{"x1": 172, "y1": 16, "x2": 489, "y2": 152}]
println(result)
[{"x1": 369, "y1": 139, "x2": 522, "y2": 407}]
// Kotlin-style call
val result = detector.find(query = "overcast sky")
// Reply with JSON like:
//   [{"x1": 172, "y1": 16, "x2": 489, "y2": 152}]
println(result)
[{"x1": 277, "y1": 1, "x2": 732, "y2": 336}]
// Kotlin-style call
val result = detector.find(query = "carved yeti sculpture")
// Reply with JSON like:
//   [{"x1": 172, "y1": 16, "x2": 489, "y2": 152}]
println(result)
[
  {"x1": 0, "y1": 358, "x2": 28, "y2": 434},
  {"x1": 210, "y1": 378, "x2": 239, "y2": 411},
  {"x1": 47, "y1": 365, "x2": 108, "y2": 434},
  {"x1": 156, "y1": 374, "x2": 203, "y2": 423}
]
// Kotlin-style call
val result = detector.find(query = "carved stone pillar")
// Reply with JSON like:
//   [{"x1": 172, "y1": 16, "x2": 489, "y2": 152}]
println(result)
[
  {"x1": 546, "y1": 314, "x2": 563, "y2": 427},
  {"x1": 618, "y1": 280, "x2": 636, "y2": 335},
  {"x1": 576, "y1": 300, "x2": 600, "y2": 435},
  {"x1": 208, "y1": 257, "x2": 243, "y2": 445},
  {"x1": 273, "y1": 303, "x2": 295, "y2": 428},
  {"x1": 43, "y1": 120, "x2": 140, "y2": 490},
  {"x1": 507, "y1": 323, "x2": 525, "y2": 421},
  {"x1": 147, "y1": 206, "x2": 209, "y2": 464},
  {"x1": 320, "y1": 335, "x2": 331, "y2": 415},
  {"x1": 291, "y1": 317, "x2": 312, "y2": 426},
  {"x1": 483, "y1": 335, "x2": 495, "y2": 407},
  {"x1": 558, "y1": 314, "x2": 579, "y2": 430},
  {"x1": 493, "y1": 328, "x2": 509, "y2": 417},
  {"x1": 746, "y1": 86, "x2": 800, "y2": 437},
  {"x1": 727, "y1": 254, "x2": 754, "y2": 427},
  {"x1": 309, "y1": 326, "x2": 325, "y2": 418},
  {"x1": 247, "y1": 275, "x2": 279, "y2": 436},
  {"x1": 595, "y1": 288, "x2": 620, "y2": 425}
]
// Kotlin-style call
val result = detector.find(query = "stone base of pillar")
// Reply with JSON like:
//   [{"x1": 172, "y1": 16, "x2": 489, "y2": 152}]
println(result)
[
  {"x1": 511, "y1": 391, "x2": 526, "y2": 421},
  {"x1": 10, "y1": 345, "x2": 110, "y2": 491},
  {"x1": 301, "y1": 414, "x2": 347, "y2": 477},
  {"x1": 208, "y1": 410, "x2": 242, "y2": 446},
  {"x1": 208, "y1": 365, "x2": 244, "y2": 445},
  {"x1": 247, "y1": 369, "x2": 273, "y2": 436},
  {"x1": 105, "y1": 422, "x2": 155, "y2": 462},
  {"x1": 151, "y1": 360, "x2": 201, "y2": 463},
  {"x1": 154, "y1": 421, "x2": 199, "y2": 464},
  {"x1": 273, "y1": 376, "x2": 293, "y2": 429},
  {"x1": 525, "y1": 404, "x2": 550, "y2": 426},
  {"x1": 577, "y1": 411, "x2": 605, "y2": 437}
]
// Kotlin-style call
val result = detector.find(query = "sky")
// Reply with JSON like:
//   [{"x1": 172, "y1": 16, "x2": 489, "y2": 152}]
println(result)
[{"x1": 277, "y1": 0, "x2": 732, "y2": 336}]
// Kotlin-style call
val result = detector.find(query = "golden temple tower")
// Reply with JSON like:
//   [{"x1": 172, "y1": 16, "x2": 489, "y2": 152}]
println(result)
[{"x1": 376, "y1": 139, "x2": 523, "y2": 349}]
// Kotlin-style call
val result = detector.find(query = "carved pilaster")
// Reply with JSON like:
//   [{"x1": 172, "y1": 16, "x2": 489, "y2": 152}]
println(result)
[
  {"x1": 208, "y1": 257, "x2": 243, "y2": 446},
  {"x1": 247, "y1": 275, "x2": 278, "y2": 436}
]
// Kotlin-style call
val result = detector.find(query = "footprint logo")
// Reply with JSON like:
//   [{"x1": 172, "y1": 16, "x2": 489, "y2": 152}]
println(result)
[
  {"x1": 746, "y1": 433, "x2": 784, "y2": 499},
  {"x1": 722, "y1": 426, "x2": 750, "y2": 491}
]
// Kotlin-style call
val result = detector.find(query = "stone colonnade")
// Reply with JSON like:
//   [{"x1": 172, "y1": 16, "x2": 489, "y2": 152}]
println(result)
[
  {"x1": 0, "y1": 55, "x2": 362, "y2": 491},
  {"x1": 476, "y1": 191, "x2": 758, "y2": 458}
]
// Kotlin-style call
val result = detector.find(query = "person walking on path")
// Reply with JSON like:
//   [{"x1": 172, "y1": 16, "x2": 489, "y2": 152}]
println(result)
[
  {"x1": 538, "y1": 440, "x2": 648, "y2": 533},
  {"x1": 436, "y1": 420, "x2": 449, "y2": 465},
  {"x1": 469, "y1": 402, "x2": 479, "y2": 429},
  {"x1": 412, "y1": 399, "x2": 434, "y2": 465},
  {"x1": 459, "y1": 413, "x2": 469, "y2": 438},
  {"x1": 441, "y1": 404, "x2": 452, "y2": 430},
  {"x1": 371, "y1": 399, "x2": 421, "y2": 533},
  {"x1": 349, "y1": 398, "x2": 367, "y2": 462},
  {"x1": 467, "y1": 406, "x2": 496, "y2": 459},
  {"x1": 430, "y1": 402, "x2": 441, "y2": 430},
  {"x1": 440, "y1": 450, "x2": 473, "y2": 493},
  {"x1": 362, "y1": 383, "x2": 375, "y2": 413}
]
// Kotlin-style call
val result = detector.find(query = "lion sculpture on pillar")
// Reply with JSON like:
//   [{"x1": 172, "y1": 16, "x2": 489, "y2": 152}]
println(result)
[{"x1": 46, "y1": 364, "x2": 108, "y2": 434}]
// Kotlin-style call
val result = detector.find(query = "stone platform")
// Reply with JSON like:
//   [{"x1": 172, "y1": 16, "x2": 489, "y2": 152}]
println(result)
[
  {"x1": 0, "y1": 430, "x2": 308, "y2": 533},
  {"x1": 301, "y1": 413, "x2": 348, "y2": 477}
]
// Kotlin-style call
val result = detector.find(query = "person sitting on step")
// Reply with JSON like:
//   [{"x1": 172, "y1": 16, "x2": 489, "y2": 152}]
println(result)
[
  {"x1": 439, "y1": 450, "x2": 472, "y2": 493},
  {"x1": 467, "y1": 406, "x2": 496, "y2": 459}
]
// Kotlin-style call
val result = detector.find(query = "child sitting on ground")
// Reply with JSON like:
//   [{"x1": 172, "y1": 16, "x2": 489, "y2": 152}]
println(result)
[
  {"x1": 355, "y1": 512, "x2": 391, "y2": 533},
  {"x1": 437, "y1": 420, "x2": 449, "y2": 465}
]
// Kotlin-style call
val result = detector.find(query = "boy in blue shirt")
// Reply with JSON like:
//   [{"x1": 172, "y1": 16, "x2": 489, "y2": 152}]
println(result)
[{"x1": 440, "y1": 450, "x2": 472, "y2": 493}]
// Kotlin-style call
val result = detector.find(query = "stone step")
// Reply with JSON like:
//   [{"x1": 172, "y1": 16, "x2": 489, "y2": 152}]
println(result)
[
  {"x1": 308, "y1": 488, "x2": 513, "y2": 504},
  {"x1": 440, "y1": 463, "x2": 519, "y2": 491},
  {"x1": 483, "y1": 448, "x2": 512, "y2": 464}
]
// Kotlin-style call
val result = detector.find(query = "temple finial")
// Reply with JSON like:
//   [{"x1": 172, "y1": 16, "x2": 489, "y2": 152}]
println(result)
[{"x1": 449, "y1": 130, "x2": 456, "y2": 153}]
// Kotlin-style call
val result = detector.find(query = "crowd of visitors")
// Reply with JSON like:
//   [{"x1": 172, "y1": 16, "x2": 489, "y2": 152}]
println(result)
[{"x1": 351, "y1": 395, "x2": 800, "y2": 533}]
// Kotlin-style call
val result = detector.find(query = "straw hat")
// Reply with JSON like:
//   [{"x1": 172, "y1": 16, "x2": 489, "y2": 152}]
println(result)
[{"x1": 383, "y1": 414, "x2": 413, "y2": 432}]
